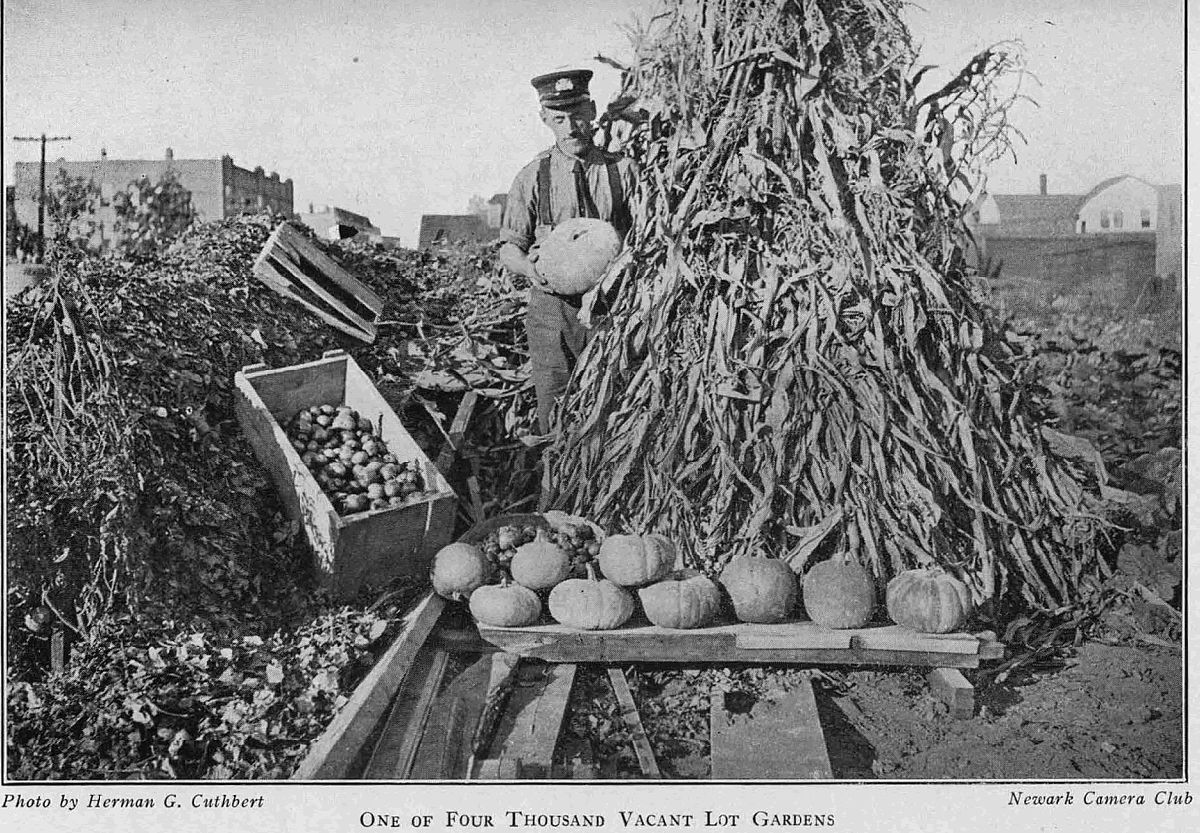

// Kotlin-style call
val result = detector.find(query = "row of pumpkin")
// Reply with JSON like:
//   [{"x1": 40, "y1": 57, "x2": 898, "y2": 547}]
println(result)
[{"x1": 430, "y1": 530, "x2": 974, "y2": 635}]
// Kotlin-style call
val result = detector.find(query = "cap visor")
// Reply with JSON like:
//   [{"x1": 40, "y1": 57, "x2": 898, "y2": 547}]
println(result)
[{"x1": 541, "y1": 93, "x2": 592, "y2": 110}]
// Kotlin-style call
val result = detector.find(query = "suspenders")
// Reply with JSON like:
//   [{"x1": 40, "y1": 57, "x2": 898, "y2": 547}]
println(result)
[{"x1": 535, "y1": 153, "x2": 628, "y2": 233}]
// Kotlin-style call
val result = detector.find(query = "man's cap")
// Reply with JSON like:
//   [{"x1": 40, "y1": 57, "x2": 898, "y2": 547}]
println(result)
[{"x1": 531, "y1": 69, "x2": 594, "y2": 109}]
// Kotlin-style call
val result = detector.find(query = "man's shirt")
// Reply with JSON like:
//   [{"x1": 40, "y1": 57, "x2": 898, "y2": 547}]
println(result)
[{"x1": 500, "y1": 144, "x2": 638, "y2": 252}]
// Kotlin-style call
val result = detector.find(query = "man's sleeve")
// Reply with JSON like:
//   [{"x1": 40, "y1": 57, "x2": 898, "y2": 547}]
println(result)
[{"x1": 500, "y1": 163, "x2": 537, "y2": 251}]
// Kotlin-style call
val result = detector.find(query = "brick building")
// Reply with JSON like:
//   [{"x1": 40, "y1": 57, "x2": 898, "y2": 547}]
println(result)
[{"x1": 11, "y1": 148, "x2": 294, "y2": 247}]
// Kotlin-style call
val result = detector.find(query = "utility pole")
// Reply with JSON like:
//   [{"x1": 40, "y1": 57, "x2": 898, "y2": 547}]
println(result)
[{"x1": 13, "y1": 133, "x2": 72, "y2": 262}]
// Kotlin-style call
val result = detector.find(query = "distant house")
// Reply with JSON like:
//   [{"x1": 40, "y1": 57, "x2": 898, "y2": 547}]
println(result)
[
  {"x1": 1075, "y1": 175, "x2": 1160, "y2": 234},
  {"x1": 968, "y1": 173, "x2": 1182, "y2": 284},
  {"x1": 417, "y1": 214, "x2": 494, "y2": 249},
  {"x1": 297, "y1": 204, "x2": 381, "y2": 242}
]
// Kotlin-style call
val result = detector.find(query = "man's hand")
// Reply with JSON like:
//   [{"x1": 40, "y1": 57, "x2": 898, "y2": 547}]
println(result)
[
  {"x1": 496, "y1": 241, "x2": 552, "y2": 290},
  {"x1": 526, "y1": 244, "x2": 552, "y2": 290},
  {"x1": 499, "y1": 241, "x2": 552, "y2": 290}
]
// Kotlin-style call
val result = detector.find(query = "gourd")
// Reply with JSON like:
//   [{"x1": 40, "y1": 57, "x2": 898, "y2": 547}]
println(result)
[
  {"x1": 719, "y1": 556, "x2": 796, "y2": 624},
  {"x1": 430, "y1": 542, "x2": 492, "y2": 601},
  {"x1": 534, "y1": 218, "x2": 622, "y2": 295},
  {"x1": 638, "y1": 569, "x2": 721, "y2": 629},
  {"x1": 510, "y1": 529, "x2": 572, "y2": 590},
  {"x1": 886, "y1": 568, "x2": 973, "y2": 634},
  {"x1": 802, "y1": 553, "x2": 876, "y2": 629},
  {"x1": 548, "y1": 564, "x2": 635, "y2": 630},
  {"x1": 597, "y1": 533, "x2": 675, "y2": 588},
  {"x1": 469, "y1": 576, "x2": 543, "y2": 628}
]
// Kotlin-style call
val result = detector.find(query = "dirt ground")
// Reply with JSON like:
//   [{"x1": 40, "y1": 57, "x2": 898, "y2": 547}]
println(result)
[
  {"x1": 564, "y1": 639, "x2": 1184, "y2": 781},
  {"x1": 826, "y1": 641, "x2": 1183, "y2": 780}
]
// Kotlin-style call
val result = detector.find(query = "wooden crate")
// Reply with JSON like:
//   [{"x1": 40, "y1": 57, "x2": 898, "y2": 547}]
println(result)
[{"x1": 234, "y1": 349, "x2": 457, "y2": 598}]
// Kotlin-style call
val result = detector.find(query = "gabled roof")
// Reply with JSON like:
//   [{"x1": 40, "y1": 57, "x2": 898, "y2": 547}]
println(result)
[
  {"x1": 988, "y1": 194, "x2": 1081, "y2": 237},
  {"x1": 488, "y1": 193, "x2": 507, "y2": 205},
  {"x1": 1076, "y1": 174, "x2": 1158, "y2": 208},
  {"x1": 417, "y1": 214, "x2": 493, "y2": 249}
]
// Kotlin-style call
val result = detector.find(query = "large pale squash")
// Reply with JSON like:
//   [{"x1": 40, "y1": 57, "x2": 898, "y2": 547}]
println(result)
[
  {"x1": 430, "y1": 542, "x2": 492, "y2": 601},
  {"x1": 886, "y1": 568, "x2": 973, "y2": 634},
  {"x1": 534, "y1": 218, "x2": 621, "y2": 295},
  {"x1": 638, "y1": 569, "x2": 721, "y2": 629},
  {"x1": 548, "y1": 564, "x2": 635, "y2": 630},
  {"x1": 801, "y1": 554, "x2": 876, "y2": 629},
  {"x1": 597, "y1": 533, "x2": 675, "y2": 588},
  {"x1": 469, "y1": 577, "x2": 542, "y2": 628},
  {"x1": 719, "y1": 556, "x2": 796, "y2": 624}
]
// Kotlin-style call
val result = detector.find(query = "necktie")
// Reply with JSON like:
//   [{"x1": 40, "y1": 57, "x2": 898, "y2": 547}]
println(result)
[{"x1": 573, "y1": 159, "x2": 599, "y2": 219}]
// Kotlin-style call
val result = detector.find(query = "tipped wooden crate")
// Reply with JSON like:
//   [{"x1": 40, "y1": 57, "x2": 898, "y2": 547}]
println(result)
[{"x1": 234, "y1": 349, "x2": 457, "y2": 599}]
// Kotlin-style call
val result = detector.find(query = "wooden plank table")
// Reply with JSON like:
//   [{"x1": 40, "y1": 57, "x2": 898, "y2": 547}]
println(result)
[{"x1": 475, "y1": 619, "x2": 1003, "y2": 669}]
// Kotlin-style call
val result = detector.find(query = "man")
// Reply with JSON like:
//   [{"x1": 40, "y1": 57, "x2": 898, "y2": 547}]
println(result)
[{"x1": 498, "y1": 68, "x2": 637, "y2": 435}]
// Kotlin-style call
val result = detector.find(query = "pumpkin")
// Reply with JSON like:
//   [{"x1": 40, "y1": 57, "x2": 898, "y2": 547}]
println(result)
[
  {"x1": 802, "y1": 553, "x2": 876, "y2": 629},
  {"x1": 638, "y1": 569, "x2": 721, "y2": 629},
  {"x1": 533, "y1": 218, "x2": 622, "y2": 295},
  {"x1": 469, "y1": 576, "x2": 542, "y2": 627},
  {"x1": 719, "y1": 556, "x2": 796, "y2": 624},
  {"x1": 430, "y1": 542, "x2": 492, "y2": 601},
  {"x1": 886, "y1": 568, "x2": 973, "y2": 634},
  {"x1": 548, "y1": 563, "x2": 635, "y2": 630},
  {"x1": 597, "y1": 533, "x2": 676, "y2": 588},
  {"x1": 510, "y1": 529, "x2": 572, "y2": 590}
]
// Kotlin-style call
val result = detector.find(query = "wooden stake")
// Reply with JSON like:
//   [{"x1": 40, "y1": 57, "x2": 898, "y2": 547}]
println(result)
[
  {"x1": 928, "y1": 667, "x2": 975, "y2": 719},
  {"x1": 607, "y1": 668, "x2": 661, "y2": 778}
]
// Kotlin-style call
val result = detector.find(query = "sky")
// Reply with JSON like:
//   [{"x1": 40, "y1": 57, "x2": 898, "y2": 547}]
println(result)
[{"x1": 2, "y1": 0, "x2": 1185, "y2": 247}]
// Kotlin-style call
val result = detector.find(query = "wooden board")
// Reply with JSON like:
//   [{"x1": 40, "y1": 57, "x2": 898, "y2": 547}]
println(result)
[
  {"x1": 362, "y1": 645, "x2": 450, "y2": 779},
  {"x1": 406, "y1": 655, "x2": 496, "y2": 779},
  {"x1": 475, "y1": 620, "x2": 1001, "y2": 669},
  {"x1": 928, "y1": 667, "x2": 975, "y2": 719},
  {"x1": 234, "y1": 351, "x2": 457, "y2": 598},
  {"x1": 475, "y1": 661, "x2": 577, "y2": 779},
  {"x1": 252, "y1": 222, "x2": 382, "y2": 342},
  {"x1": 607, "y1": 669, "x2": 660, "y2": 778},
  {"x1": 291, "y1": 593, "x2": 444, "y2": 780},
  {"x1": 710, "y1": 678, "x2": 832, "y2": 780}
]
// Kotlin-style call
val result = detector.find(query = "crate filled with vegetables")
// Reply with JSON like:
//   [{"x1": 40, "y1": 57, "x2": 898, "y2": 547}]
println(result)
[
  {"x1": 431, "y1": 514, "x2": 1003, "y2": 668},
  {"x1": 234, "y1": 349, "x2": 457, "y2": 599}
]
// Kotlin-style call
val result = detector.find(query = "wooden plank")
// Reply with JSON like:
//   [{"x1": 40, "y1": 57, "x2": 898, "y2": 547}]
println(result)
[
  {"x1": 408, "y1": 655, "x2": 495, "y2": 780},
  {"x1": 362, "y1": 646, "x2": 450, "y2": 779},
  {"x1": 474, "y1": 621, "x2": 995, "y2": 668},
  {"x1": 480, "y1": 663, "x2": 576, "y2": 779},
  {"x1": 291, "y1": 592, "x2": 445, "y2": 780},
  {"x1": 435, "y1": 390, "x2": 480, "y2": 477},
  {"x1": 928, "y1": 667, "x2": 975, "y2": 719},
  {"x1": 851, "y1": 625, "x2": 980, "y2": 655},
  {"x1": 234, "y1": 366, "x2": 342, "y2": 576},
  {"x1": 468, "y1": 653, "x2": 521, "y2": 779},
  {"x1": 736, "y1": 625, "x2": 852, "y2": 650},
  {"x1": 607, "y1": 669, "x2": 660, "y2": 778},
  {"x1": 710, "y1": 678, "x2": 832, "y2": 780}
]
